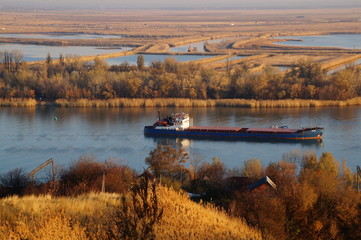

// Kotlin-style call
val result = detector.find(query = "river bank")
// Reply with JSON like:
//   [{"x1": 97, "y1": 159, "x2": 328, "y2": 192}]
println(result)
[{"x1": 2, "y1": 97, "x2": 361, "y2": 108}]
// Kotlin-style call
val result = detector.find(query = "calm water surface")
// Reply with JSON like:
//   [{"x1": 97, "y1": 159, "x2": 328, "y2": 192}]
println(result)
[
  {"x1": 274, "y1": 66, "x2": 291, "y2": 72},
  {"x1": 105, "y1": 54, "x2": 210, "y2": 66},
  {"x1": 0, "y1": 43, "x2": 133, "y2": 62},
  {"x1": 273, "y1": 34, "x2": 361, "y2": 49},
  {"x1": 1, "y1": 106, "x2": 361, "y2": 174}
]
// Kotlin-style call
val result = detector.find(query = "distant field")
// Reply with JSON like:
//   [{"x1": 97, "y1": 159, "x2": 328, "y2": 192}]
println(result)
[
  {"x1": 1, "y1": 9, "x2": 361, "y2": 41},
  {"x1": 1, "y1": 8, "x2": 361, "y2": 71}
]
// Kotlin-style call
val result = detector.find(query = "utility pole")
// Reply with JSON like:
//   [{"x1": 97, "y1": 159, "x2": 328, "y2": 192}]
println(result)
[
  {"x1": 357, "y1": 166, "x2": 361, "y2": 193},
  {"x1": 101, "y1": 172, "x2": 105, "y2": 193}
]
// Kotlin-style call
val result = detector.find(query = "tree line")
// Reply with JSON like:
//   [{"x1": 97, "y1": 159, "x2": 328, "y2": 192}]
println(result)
[{"x1": 1, "y1": 50, "x2": 361, "y2": 100}]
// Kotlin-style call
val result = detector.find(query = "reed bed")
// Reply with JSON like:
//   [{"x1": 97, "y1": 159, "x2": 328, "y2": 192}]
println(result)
[
  {"x1": 232, "y1": 36, "x2": 268, "y2": 49},
  {"x1": 321, "y1": 54, "x2": 361, "y2": 71},
  {"x1": 53, "y1": 97, "x2": 361, "y2": 108},
  {"x1": 2, "y1": 98, "x2": 361, "y2": 108},
  {"x1": 0, "y1": 187, "x2": 261, "y2": 240},
  {"x1": 54, "y1": 98, "x2": 216, "y2": 107},
  {"x1": 0, "y1": 98, "x2": 37, "y2": 107},
  {"x1": 188, "y1": 55, "x2": 232, "y2": 65},
  {"x1": 206, "y1": 54, "x2": 268, "y2": 69}
]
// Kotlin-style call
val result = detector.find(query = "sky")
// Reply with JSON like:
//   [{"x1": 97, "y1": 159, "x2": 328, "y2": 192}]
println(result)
[{"x1": 0, "y1": 0, "x2": 360, "y2": 10}]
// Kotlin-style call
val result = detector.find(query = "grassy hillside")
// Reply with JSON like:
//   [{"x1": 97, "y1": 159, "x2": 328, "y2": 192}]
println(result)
[{"x1": 0, "y1": 187, "x2": 261, "y2": 240}]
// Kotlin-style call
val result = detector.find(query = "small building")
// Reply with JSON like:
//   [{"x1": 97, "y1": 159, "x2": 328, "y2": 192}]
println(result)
[
  {"x1": 223, "y1": 176, "x2": 252, "y2": 192},
  {"x1": 247, "y1": 176, "x2": 277, "y2": 192},
  {"x1": 224, "y1": 176, "x2": 277, "y2": 193}
]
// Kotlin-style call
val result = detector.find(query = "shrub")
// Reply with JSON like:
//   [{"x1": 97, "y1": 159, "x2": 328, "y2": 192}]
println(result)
[
  {"x1": 58, "y1": 155, "x2": 135, "y2": 196},
  {"x1": 109, "y1": 174, "x2": 163, "y2": 240},
  {"x1": 0, "y1": 168, "x2": 31, "y2": 197}
]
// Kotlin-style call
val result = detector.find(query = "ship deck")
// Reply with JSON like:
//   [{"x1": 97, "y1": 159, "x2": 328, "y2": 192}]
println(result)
[
  {"x1": 187, "y1": 126, "x2": 300, "y2": 134},
  {"x1": 246, "y1": 128, "x2": 299, "y2": 134},
  {"x1": 187, "y1": 126, "x2": 244, "y2": 133}
]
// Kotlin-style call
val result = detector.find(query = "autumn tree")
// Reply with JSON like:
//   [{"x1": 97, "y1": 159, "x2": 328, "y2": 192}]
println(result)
[
  {"x1": 241, "y1": 158, "x2": 263, "y2": 180},
  {"x1": 198, "y1": 157, "x2": 225, "y2": 184},
  {"x1": 288, "y1": 58, "x2": 324, "y2": 86},
  {"x1": 137, "y1": 55, "x2": 145, "y2": 70},
  {"x1": 145, "y1": 145, "x2": 189, "y2": 183},
  {"x1": 330, "y1": 68, "x2": 358, "y2": 100}
]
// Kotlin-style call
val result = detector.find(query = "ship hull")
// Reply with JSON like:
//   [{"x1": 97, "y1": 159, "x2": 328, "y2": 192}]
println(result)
[{"x1": 144, "y1": 126, "x2": 323, "y2": 140}]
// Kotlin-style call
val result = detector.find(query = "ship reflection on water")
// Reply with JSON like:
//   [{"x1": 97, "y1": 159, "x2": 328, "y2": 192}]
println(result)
[
  {"x1": 146, "y1": 135, "x2": 192, "y2": 148},
  {"x1": 144, "y1": 135, "x2": 324, "y2": 148}
]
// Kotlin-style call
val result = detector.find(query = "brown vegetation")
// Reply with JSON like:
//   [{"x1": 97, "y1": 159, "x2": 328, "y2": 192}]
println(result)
[
  {"x1": 0, "y1": 98, "x2": 37, "y2": 107},
  {"x1": 0, "y1": 188, "x2": 262, "y2": 239},
  {"x1": 1, "y1": 9, "x2": 361, "y2": 39},
  {"x1": 229, "y1": 151, "x2": 361, "y2": 240},
  {"x1": 0, "y1": 156, "x2": 135, "y2": 198},
  {"x1": 1, "y1": 145, "x2": 361, "y2": 240},
  {"x1": 1, "y1": 53, "x2": 361, "y2": 103},
  {"x1": 57, "y1": 155, "x2": 135, "y2": 196},
  {"x1": 1, "y1": 9, "x2": 361, "y2": 70},
  {"x1": 0, "y1": 170, "x2": 261, "y2": 239}
]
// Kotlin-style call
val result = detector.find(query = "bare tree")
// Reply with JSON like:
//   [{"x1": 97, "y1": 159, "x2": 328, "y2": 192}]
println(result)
[
  {"x1": 0, "y1": 50, "x2": 23, "y2": 72},
  {"x1": 0, "y1": 168, "x2": 30, "y2": 197}
]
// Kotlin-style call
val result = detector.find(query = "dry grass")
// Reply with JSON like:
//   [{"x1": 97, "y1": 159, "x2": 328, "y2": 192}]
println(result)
[
  {"x1": 321, "y1": 54, "x2": 361, "y2": 71},
  {"x1": 52, "y1": 97, "x2": 361, "y2": 108},
  {"x1": 0, "y1": 193, "x2": 119, "y2": 240},
  {"x1": 214, "y1": 98, "x2": 361, "y2": 107},
  {"x1": 206, "y1": 54, "x2": 269, "y2": 70},
  {"x1": 254, "y1": 54, "x2": 333, "y2": 67},
  {"x1": 0, "y1": 98, "x2": 37, "y2": 107},
  {"x1": 54, "y1": 98, "x2": 214, "y2": 107},
  {"x1": 1, "y1": 9, "x2": 361, "y2": 37},
  {"x1": 156, "y1": 187, "x2": 261, "y2": 240},
  {"x1": 2, "y1": 98, "x2": 361, "y2": 108},
  {"x1": 0, "y1": 187, "x2": 261, "y2": 240},
  {"x1": 186, "y1": 55, "x2": 232, "y2": 65}
]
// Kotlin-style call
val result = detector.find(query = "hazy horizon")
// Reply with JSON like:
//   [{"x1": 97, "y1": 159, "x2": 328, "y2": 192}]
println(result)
[{"x1": 1, "y1": 0, "x2": 360, "y2": 10}]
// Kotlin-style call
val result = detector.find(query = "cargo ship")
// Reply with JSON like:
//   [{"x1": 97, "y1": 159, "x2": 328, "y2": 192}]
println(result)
[{"x1": 144, "y1": 112, "x2": 324, "y2": 140}]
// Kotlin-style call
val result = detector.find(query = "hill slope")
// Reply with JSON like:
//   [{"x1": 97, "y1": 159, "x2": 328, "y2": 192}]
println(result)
[{"x1": 0, "y1": 187, "x2": 261, "y2": 240}]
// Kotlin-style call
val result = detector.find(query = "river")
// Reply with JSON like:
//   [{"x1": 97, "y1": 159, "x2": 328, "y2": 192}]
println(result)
[
  {"x1": 273, "y1": 34, "x2": 361, "y2": 49},
  {"x1": 0, "y1": 43, "x2": 133, "y2": 62},
  {"x1": 1, "y1": 106, "x2": 361, "y2": 174},
  {"x1": 105, "y1": 54, "x2": 210, "y2": 66}
]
